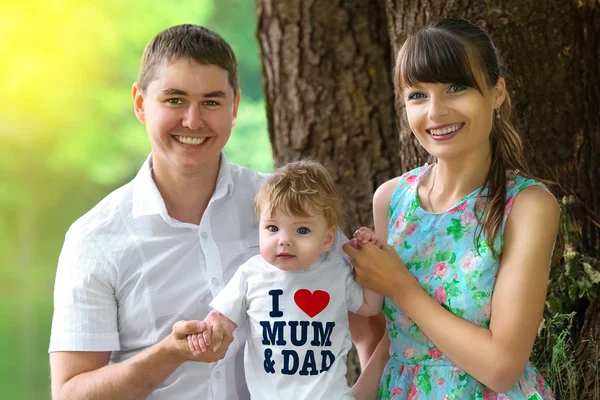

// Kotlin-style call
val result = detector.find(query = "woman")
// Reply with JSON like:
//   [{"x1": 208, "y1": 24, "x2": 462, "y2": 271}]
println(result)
[{"x1": 344, "y1": 18, "x2": 559, "y2": 399}]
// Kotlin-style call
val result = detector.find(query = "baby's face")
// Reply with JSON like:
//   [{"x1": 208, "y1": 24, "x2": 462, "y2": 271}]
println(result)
[{"x1": 258, "y1": 203, "x2": 336, "y2": 272}]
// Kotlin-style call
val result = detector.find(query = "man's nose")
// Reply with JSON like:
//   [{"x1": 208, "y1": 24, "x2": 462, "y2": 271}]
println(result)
[{"x1": 182, "y1": 106, "x2": 204, "y2": 130}]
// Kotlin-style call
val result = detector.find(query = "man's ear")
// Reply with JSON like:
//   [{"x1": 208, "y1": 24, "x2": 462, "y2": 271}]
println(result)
[
  {"x1": 322, "y1": 226, "x2": 336, "y2": 251},
  {"x1": 132, "y1": 83, "x2": 146, "y2": 124},
  {"x1": 231, "y1": 90, "x2": 241, "y2": 127}
]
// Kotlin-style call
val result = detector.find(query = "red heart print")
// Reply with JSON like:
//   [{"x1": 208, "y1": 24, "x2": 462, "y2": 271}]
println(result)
[{"x1": 294, "y1": 289, "x2": 330, "y2": 318}]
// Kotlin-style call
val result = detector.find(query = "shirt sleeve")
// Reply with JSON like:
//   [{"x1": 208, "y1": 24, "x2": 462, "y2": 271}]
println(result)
[
  {"x1": 210, "y1": 262, "x2": 249, "y2": 327},
  {"x1": 49, "y1": 228, "x2": 120, "y2": 352},
  {"x1": 340, "y1": 256, "x2": 364, "y2": 313},
  {"x1": 330, "y1": 228, "x2": 350, "y2": 263}
]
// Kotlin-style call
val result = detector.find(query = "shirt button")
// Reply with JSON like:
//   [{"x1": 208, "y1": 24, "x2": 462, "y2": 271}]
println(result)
[
  {"x1": 215, "y1": 371, "x2": 222, "y2": 379},
  {"x1": 201, "y1": 232, "x2": 208, "y2": 239},
  {"x1": 212, "y1": 278, "x2": 219, "y2": 286}
]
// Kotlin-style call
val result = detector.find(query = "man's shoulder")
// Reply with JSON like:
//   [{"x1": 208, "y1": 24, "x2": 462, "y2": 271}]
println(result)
[
  {"x1": 68, "y1": 182, "x2": 133, "y2": 241},
  {"x1": 227, "y1": 162, "x2": 270, "y2": 191}
]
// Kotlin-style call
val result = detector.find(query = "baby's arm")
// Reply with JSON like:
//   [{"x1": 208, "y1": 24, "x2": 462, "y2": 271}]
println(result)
[
  {"x1": 187, "y1": 310, "x2": 238, "y2": 356},
  {"x1": 188, "y1": 260, "x2": 248, "y2": 355},
  {"x1": 356, "y1": 288, "x2": 384, "y2": 317},
  {"x1": 351, "y1": 227, "x2": 385, "y2": 316}
]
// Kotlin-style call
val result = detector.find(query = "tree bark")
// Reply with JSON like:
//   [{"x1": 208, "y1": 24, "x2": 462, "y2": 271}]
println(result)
[
  {"x1": 257, "y1": 0, "x2": 600, "y2": 395},
  {"x1": 256, "y1": 0, "x2": 398, "y2": 384},
  {"x1": 256, "y1": 0, "x2": 399, "y2": 234},
  {"x1": 385, "y1": 0, "x2": 600, "y2": 256},
  {"x1": 386, "y1": 1, "x2": 600, "y2": 396}
]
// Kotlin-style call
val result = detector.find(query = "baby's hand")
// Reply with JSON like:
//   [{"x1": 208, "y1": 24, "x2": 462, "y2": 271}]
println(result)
[
  {"x1": 350, "y1": 226, "x2": 382, "y2": 249},
  {"x1": 186, "y1": 324, "x2": 211, "y2": 356}
]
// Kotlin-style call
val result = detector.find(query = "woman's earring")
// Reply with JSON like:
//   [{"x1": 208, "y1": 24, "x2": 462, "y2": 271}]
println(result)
[{"x1": 495, "y1": 108, "x2": 501, "y2": 119}]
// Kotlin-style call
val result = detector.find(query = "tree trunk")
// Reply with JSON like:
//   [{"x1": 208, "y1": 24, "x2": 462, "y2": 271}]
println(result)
[
  {"x1": 385, "y1": 0, "x2": 600, "y2": 255},
  {"x1": 256, "y1": 0, "x2": 399, "y2": 234},
  {"x1": 256, "y1": 0, "x2": 397, "y2": 383},
  {"x1": 386, "y1": 1, "x2": 600, "y2": 396},
  {"x1": 257, "y1": 0, "x2": 600, "y2": 394}
]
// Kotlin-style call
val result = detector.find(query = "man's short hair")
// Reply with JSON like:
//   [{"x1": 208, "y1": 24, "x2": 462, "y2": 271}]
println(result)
[
  {"x1": 254, "y1": 160, "x2": 342, "y2": 227},
  {"x1": 138, "y1": 24, "x2": 239, "y2": 95}
]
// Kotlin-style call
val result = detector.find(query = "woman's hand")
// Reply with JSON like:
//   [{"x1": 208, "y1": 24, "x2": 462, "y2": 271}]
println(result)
[{"x1": 342, "y1": 241, "x2": 417, "y2": 300}]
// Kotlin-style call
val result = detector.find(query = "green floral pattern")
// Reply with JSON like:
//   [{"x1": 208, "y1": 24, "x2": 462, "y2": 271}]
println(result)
[{"x1": 378, "y1": 165, "x2": 554, "y2": 400}]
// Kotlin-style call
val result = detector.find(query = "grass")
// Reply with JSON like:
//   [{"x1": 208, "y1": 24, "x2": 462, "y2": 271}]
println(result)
[
  {"x1": 0, "y1": 264, "x2": 54, "y2": 400},
  {"x1": 532, "y1": 312, "x2": 600, "y2": 400}
]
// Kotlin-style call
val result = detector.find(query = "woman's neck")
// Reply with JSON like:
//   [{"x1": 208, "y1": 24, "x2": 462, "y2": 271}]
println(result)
[{"x1": 426, "y1": 149, "x2": 491, "y2": 212}]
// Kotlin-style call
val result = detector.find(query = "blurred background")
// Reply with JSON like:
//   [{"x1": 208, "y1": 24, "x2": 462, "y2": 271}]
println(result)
[{"x1": 0, "y1": 1, "x2": 272, "y2": 398}]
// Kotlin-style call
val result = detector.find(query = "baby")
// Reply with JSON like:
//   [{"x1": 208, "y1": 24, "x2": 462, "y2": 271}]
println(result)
[{"x1": 188, "y1": 160, "x2": 382, "y2": 399}]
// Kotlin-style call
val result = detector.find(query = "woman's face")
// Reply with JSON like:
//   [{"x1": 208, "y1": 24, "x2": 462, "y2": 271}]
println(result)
[{"x1": 402, "y1": 79, "x2": 505, "y2": 161}]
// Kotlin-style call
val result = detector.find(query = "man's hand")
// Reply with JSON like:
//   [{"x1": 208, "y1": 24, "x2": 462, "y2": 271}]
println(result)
[{"x1": 166, "y1": 319, "x2": 233, "y2": 363}]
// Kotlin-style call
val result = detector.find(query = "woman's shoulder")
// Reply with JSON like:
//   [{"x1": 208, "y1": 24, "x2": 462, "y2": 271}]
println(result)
[
  {"x1": 375, "y1": 165, "x2": 428, "y2": 194},
  {"x1": 504, "y1": 171, "x2": 555, "y2": 213},
  {"x1": 500, "y1": 173, "x2": 559, "y2": 244},
  {"x1": 374, "y1": 164, "x2": 429, "y2": 214},
  {"x1": 507, "y1": 171, "x2": 547, "y2": 195}
]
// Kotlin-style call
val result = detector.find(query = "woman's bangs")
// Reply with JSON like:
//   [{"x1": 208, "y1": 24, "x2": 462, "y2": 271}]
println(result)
[{"x1": 397, "y1": 29, "x2": 480, "y2": 90}]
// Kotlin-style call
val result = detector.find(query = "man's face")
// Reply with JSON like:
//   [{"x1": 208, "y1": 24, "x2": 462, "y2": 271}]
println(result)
[
  {"x1": 258, "y1": 203, "x2": 336, "y2": 272},
  {"x1": 133, "y1": 58, "x2": 240, "y2": 177}
]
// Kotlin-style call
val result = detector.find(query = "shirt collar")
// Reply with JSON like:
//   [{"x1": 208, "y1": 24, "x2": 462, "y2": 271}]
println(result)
[{"x1": 132, "y1": 152, "x2": 234, "y2": 219}]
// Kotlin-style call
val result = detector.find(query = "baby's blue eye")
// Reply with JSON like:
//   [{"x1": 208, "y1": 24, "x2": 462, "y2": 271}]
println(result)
[
  {"x1": 267, "y1": 225, "x2": 278, "y2": 232},
  {"x1": 297, "y1": 227, "x2": 310, "y2": 235}
]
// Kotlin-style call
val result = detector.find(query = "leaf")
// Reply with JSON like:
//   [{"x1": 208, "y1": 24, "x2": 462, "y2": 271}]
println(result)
[
  {"x1": 583, "y1": 262, "x2": 600, "y2": 284},
  {"x1": 546, "y1": 296, "x2": 563, "y2": 314},
  {"x1": 447, "y1": 286, "x2": 463, "y2": 297},
  {"x1": 404, "y1": 240, "x2": 412, "y2": 249},
  {"x1": 446, "y1": 218, "x2": 466, "y2": 241},
  {"x1": 436, "y1": 250, "x2": 451, "y2": 262},
  {"x1": 416, "y1": 373, "x2": 432, "y2": 396},
  {"x1": 566, "y1": 275, "x2": 578, "y2": 300},
  {"x1": 471, "y1": 271, "x2": 483, "y2": 280},
  {"x1": 472, "y1": 292, "x2": 489, "y2": 300},
  {"x1": 451, "y1": 307, "x2": 465, "y2": 318},
  {"x1": 382, "y1": 303, "x2": 396, "y2": 321},
  {"x1": 449, "y1": 252, "x2": 457, "y2": 264}
]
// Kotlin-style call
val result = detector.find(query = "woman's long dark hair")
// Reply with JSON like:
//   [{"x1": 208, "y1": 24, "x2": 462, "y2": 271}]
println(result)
[{"x1": 395, "y1": 18, "x2": 545, "y2": 257}]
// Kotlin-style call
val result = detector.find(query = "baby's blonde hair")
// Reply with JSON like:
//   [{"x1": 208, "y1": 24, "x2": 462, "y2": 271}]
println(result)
[{"x1": 254, "y1": 160, "x2": 342, "y2": 227}]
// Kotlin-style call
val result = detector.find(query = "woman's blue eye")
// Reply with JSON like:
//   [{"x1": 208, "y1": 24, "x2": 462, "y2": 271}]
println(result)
[
  {"x1": 267, "y1": 225, "x2": 278, "y2": 232},
  {"x1": 407, "y1": 92, "x2": 426, "y2": 100},
  {"x1": 448, "y1": 84, "x2": 467, "y2": 93},
  {"x1": 297, "y1": 227, "x2": 310, "y2": 235}
]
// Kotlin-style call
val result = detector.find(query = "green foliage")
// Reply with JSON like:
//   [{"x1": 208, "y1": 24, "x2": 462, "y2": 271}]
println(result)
[
  {"x1": 532, "y1": 195, "x2": 600, "y2": 400},
  {"x1": 545, "y1": 196, "x2": 600, "y2": 316},
  {"x1": 1, "y1": 1, "x2": 272, "y2": 398}
]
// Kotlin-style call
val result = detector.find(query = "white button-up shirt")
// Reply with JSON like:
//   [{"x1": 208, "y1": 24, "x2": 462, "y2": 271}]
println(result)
[{"x1": 49, "y1": 153, "x2": 267, "y2": 399}]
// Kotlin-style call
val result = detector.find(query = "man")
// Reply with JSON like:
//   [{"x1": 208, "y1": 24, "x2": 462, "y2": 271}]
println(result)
[
  {"x1": 50, "y1": 24, "x2": 259, "y2": 400},
  {"x1": 49, "y1": 24, "x2": 383, "y2": 400}
]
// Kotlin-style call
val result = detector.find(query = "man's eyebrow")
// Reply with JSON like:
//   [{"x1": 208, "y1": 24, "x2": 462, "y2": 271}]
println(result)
[
  {"x1": 162, "y1": 88, "x2": 188, "y2": 96},
  {"x1": 203, "y1": 90, "x2": 227, "y2": 98},
  {"x1": 160, "y1": 89, "x2": 227, "y2": 98}
]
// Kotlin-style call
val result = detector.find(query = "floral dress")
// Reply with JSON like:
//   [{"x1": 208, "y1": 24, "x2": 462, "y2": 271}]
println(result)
[{"x1": 378, "y1": 164, "x2": 554, "y2": 400}]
